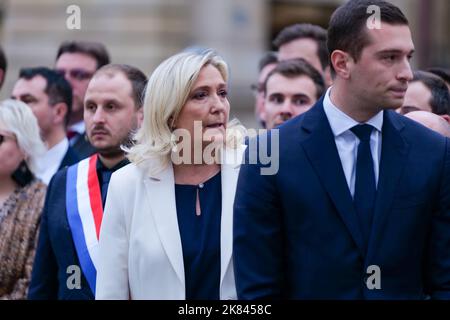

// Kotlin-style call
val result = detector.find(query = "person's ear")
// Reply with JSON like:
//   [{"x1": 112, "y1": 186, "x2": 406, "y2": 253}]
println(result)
[
  {"x1": 136, "y1": 107, "x2": 144, "y2": 128},
  {"x1": 53, "y1": 102, "x2": 68, "y2": 125},
  {"x1": 440, "y1": 114, "x2": 450, "y2": 124},
  {"x1": 168, "y1": 116, "x2": 176, "y2": 130},
  {"x1": 260, "y1": 100, "x2": 266, "y2": 123},
  {"x1": 330, "y1": 50, "x2": 352, "y2": 80}
]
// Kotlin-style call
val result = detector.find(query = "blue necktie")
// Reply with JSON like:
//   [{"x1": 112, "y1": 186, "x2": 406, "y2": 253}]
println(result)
[
  {"x1": 351, "y1": 124, "x2": 376, "y2": 248},
  {"x1": 101, "y1": 170, "x2": 113, "y2": 207}
]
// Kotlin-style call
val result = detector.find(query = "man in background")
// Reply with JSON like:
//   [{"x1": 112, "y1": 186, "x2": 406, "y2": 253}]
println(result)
[
  {"x1": 55, "y1": 41, "x2": 110, "y2": 159},
  {"x1": 405, "y1": 111, "x2": 450, "y2": 138},
  {"x1": 12, "y1": 67, "x2": 79, "y2": 184},
  {"x1": 252, "y1": 51, "x2": 278, "y2": 128},
  {"x1": 273, "y1": 23, "x2": 331, "y2": 86},
  {"x1": 400, "y1": 70, "x2": 450, "y2": 122},
  {"x1": 427, "y1": 67, "x2": 450, "y2": 91},
  {"x1": 262, "y1": 58, "x2": 325, "y2": 130}
]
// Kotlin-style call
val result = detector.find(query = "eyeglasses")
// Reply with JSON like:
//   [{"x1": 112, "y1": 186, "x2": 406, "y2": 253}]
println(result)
[{"x1": 55, "y1": 68, "x2": 94, "y2": 81}]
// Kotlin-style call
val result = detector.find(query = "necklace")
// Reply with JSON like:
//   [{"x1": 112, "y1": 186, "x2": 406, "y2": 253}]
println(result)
[{"x1": 195, "y1": 169, "x2": 220, "y2": 216}]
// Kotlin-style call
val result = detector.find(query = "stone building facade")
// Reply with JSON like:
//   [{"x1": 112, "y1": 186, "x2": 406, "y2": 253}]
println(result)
[{"x1": 0, "y1": 0, "x2": 448, "y2": 128}]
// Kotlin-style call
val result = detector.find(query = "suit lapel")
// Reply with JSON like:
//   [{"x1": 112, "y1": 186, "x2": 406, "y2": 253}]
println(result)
[
  {"x1": 143, "y1": 166, "x2": 185, "y2": 287},
  {"x1": 366, "y1": 111, "x2": 409, "y2": 262},
  {"x1": 59, "y1": 146, "x2": 80, "y2": 169},
  {"x1": 301, "y1": 101, "x2": 365, "y2": 256},
  {"x1": 220, "y1": 146, "x2": 246, "y2": 288}
]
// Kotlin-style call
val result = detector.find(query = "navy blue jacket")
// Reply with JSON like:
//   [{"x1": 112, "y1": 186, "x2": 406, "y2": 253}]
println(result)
[
  {"x1": 72, "y1": 134, "x2": 95, "y2": 160},
  {"x1": 233, "y1": 98, "x2": 450, "y2": 299},
  {"x1": 59, "y1": 146, "x2": 79, "y2": 170},
  {"x1": 28, "y1": 167, "x2": 94, "y2": 300}
]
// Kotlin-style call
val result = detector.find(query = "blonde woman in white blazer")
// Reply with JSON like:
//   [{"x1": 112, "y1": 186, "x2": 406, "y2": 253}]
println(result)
[{"x1": 96, "y1": 49, "x2": 246, "y2": 300}]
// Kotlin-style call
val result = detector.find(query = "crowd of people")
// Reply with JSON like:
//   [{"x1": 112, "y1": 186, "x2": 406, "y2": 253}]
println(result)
[{"x1": 0, "y1": 0, "x2": 450, "y2": 300}]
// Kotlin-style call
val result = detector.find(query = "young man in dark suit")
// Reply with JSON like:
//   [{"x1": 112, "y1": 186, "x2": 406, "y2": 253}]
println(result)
[{"x1": 234, "y1": 0, "x2": 450, "y2": 299}]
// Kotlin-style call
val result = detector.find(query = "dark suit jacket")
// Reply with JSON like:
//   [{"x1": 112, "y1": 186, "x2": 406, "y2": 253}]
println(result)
[
  {"x1": 233, "y1": 98, "x2": 450, "y2": 299},
  {"x1": 28, "y1": 168, "x2": 94, "y2": 300},
  {"x1": 72, "y1": 133, "x2": 96, "y2": 160},
  {"x1": 58, "y1": 146, "x2": 79, "y2": 170}
]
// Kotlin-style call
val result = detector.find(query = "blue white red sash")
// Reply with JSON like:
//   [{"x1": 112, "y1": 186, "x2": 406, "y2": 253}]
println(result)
[{"x1": 66, "y1": 154, "x2": 103, "y2": 294}]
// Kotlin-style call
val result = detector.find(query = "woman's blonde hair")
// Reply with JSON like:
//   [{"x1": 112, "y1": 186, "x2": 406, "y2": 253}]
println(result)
[
  {"x1": 0, "y1": 99, "x2": 46, "y2": 174},
  {"x1": 127, "y1": 49, "x2": 245, "y2": 175}
]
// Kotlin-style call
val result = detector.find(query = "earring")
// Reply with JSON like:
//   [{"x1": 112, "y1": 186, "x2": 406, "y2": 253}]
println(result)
[
  {"x1": 168, "y1": 116, "x2": 176, "y2": 130},
  {"x1": 11, "y1": 160, "x2": 33, "y2": 187}
]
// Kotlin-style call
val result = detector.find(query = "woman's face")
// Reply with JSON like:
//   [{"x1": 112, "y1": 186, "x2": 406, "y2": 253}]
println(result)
[
  {"x1": 173, "y1": 64, "x2": 230, "y2": 156},
  {"x1": 0, "y1": 125, "x2": 25, "y2": 179}
]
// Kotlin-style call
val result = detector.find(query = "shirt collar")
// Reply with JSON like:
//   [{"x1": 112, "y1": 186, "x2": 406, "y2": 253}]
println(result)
[
  {"x1": 96, "y1": 156, "x2": 130, "y2": 173},
  {"x1": 35, "y1": 138, "x2": 69, "y2": 184},
  {"x1": 323, "y1": 86, "x2": 384, "y2": 137},
  {"x1": 69, "y1": 121, "x2": 85, "y2": 135},
  {"x1": 38, "y1": 138, "x2": 69, "y2": 167}
]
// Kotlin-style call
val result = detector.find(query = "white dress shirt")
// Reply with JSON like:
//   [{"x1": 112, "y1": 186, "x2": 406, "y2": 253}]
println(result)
[
  {"x1": 322, "y1": 87, "x2": 384, "y2": 197},
  {"x1": 68, "y1": 121, "x2": 85, "y2": 146},
  {"x1": 35, "y1": 138, "x2": 69, "y2": 185}
]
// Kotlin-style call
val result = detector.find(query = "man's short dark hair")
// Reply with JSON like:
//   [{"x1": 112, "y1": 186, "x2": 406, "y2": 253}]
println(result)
[
  {"x1": 258, "y1": 51, "x2": 278, "y2": 72},
  {"x1": 263, "y1": 58, "x2": 326, "y2": 100},
  {"x1": 426, "y1": 67, "x2": 450, "y2": 86},
  {"x1": 56, "y1": 41, "x2": 110, "y2": 70},
  {"x1": 273, "y1": 23, "x2": 329, "y2": 71},
  {"x1": 19, "y1": 67, "x2": 73, "y2": 125},
  {"x1": 94, "y1": 64, "x2": 148, "y2": 109},
  {"x1": 0, "y1": 45, "x2": 7, "y2": 88},
  {"x1": 411, "y1": 71, "x2": 450, "y2": 116},
  {"x1": 327, "y1": 0, "x2": 409, "y2": 74}
]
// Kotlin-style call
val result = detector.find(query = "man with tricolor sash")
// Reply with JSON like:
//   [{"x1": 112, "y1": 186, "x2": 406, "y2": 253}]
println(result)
[{"x1": 28, "y1": 64, "x2": 147, "y2": 299}]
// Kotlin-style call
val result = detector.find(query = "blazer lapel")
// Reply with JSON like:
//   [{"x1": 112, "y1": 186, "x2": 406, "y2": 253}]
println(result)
[
  {"x1": 143, "y1": 166, "x2": 185, "y2": 287},
  {"x1": 367, "y1": 111, "x2": 409, "y2": 262},
  {"x1": 59, "y1": 146, "x2": 79, "y2": 169},
  {"x1": 220, "y1": 145, "x2": 246, "y2": 288},
  {"x1": 301, "y1": 101, "x2": 365, "y2": 257}
]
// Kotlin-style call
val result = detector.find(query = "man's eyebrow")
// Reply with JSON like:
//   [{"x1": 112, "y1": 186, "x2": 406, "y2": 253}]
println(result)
[
  {"x1": 85, "y1": 98, "x2": 122, "y2": 105},
  {"x1": 268, "y1": 92, "x2": 284, "y2": 97},
  {"x1": 376, "y1": 49, "x2": 415, "y2": 55},
  {"x1": 103, "y1": 98, "x2": 122, "y2": 105},
  {"x1": 292, "y1": 93, "x2": 310, "y2": 98}
]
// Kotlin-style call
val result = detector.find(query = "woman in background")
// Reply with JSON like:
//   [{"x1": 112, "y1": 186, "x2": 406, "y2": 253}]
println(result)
[
  {"x1": 96, "y1": 49, "x2": 246, "y2": 300},
  {"x1": 0, "y1": 99, "x2": 47, "y2": 299}
]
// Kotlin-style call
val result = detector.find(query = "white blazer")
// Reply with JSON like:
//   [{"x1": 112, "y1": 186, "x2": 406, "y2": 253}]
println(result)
[{"x1": 96, "y1": 146, "x2": 245, "y2": 300}]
